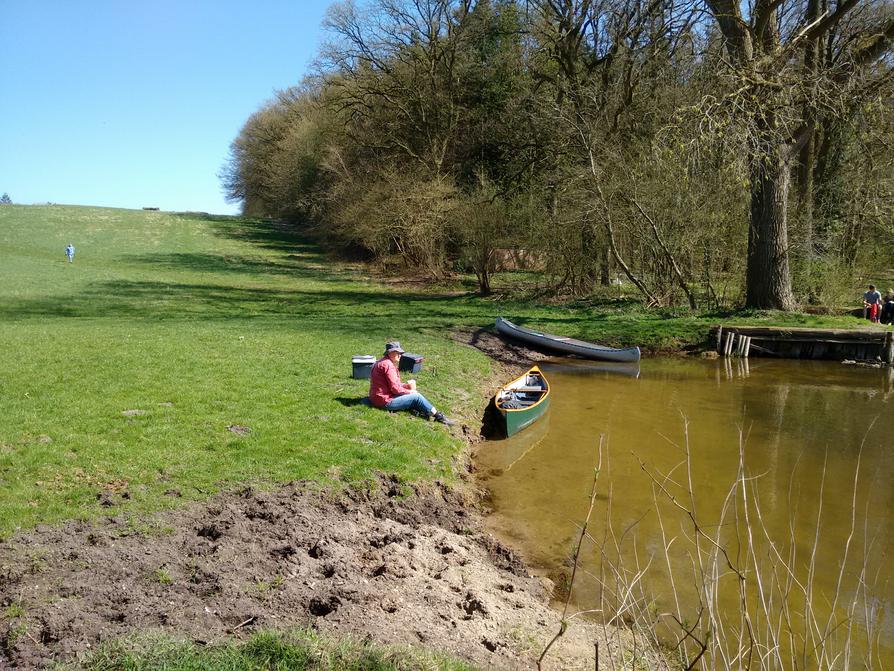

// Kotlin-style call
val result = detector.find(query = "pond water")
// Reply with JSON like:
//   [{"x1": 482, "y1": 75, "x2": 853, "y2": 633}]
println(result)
[{"x1": 475, "y1": 357, "x2": 894, "y2": 667}]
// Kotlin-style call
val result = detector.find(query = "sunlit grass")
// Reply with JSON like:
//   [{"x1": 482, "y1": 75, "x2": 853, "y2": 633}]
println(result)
[
  {"x1": 0, "y1": 204, "x2": 873, "y2": 536},
  {"x1": 67, "y1": 629, "x2": 476, "y2": 670},
  {"x1": 0, "y1": 206, "x2": 490, "y2": 536}
]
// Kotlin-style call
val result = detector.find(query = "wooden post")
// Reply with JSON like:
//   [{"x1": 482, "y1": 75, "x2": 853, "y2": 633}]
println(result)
[
  {"x1": 724, "y1": 332, "x2": 734, "y2": 357},
  {"x1": 716, "y1": 326, "x2": 724, "y2": 354},
  {"x1": 743, "y1": 336, "x2": 751, "y2": 358},
  {"x1": 884, "y1": 331, "x2": 894, "y2": 365}
]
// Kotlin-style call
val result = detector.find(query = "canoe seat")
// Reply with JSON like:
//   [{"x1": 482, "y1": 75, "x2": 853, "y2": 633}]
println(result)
[
  {"x1": 498, "y1": 397, "x2": 539, "y2": 409},
  {"x1": 515, "y1": 385, "x2": 545, "y2": 392}
]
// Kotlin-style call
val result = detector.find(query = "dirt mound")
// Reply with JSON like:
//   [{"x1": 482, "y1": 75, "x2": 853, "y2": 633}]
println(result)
[
  {"x1": 453, "y1": 327, "x2": 550, "y2": 371},
  {"x1": 0, "y1": 480, "x2": 612, "y2": 669}
]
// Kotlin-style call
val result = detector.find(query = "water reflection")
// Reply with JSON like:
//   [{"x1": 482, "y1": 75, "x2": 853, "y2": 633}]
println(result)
[
  {"x1": 485, "y1": 411, "x2": 551, "y2": 473},
  {"x1": 476, "y1": 357, "x2": 893, "y2": 667},
  {"x1": 540, "y1": 360, "x2": 641, "y2": 378}
]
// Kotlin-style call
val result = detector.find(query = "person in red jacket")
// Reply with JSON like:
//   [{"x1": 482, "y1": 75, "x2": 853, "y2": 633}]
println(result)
[{"x1": 369, "y1": 341, "x2": 455, "y2": 425}]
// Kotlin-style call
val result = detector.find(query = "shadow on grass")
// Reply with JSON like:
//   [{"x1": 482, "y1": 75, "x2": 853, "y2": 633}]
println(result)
[
  {"x1": 0, "y1": 214, "x2": 493, "y2": 327},
  {"x1": 177, "y1": 213, "x2": 317, "y2": 255},
  {"x1": 1, "y1": 275, "x2": 661, "y2": 348},
  {"x1": 335, "y1": 397, "x2": 372, "y2": 407},
  {"x1": 161, "y1": 216, "x2": 369, "y2": 284},
  {"x1": 0, "y1": 279, "x2": 493, "y2": 333},
  {"x1": 120, "y1": 252, "x2": 357, "y2": 282}
]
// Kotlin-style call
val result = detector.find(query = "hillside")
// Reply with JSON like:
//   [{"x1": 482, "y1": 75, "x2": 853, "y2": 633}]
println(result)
[{"x1": 0, "y1": 205, "x2": 495, "y2": 535}]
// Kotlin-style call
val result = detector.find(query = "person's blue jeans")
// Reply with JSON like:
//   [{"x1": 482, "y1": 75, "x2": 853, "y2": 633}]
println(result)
[{"x1": 385, "y1": 392, "x2": 434, "y2": 417}]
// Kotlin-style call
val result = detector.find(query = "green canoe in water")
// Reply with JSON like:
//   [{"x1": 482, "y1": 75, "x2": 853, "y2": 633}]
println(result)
[{"x1": 495, "y1": 365, "x2": 550, "y2": 437}]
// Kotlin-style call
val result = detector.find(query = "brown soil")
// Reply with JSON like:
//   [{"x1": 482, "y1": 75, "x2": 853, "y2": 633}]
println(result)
[
  {"x1": 452, "y1": 326, "x2": 551, "y2": 372},
  {"x1": 0, "y1": 479, "x2": 624, "y2": 670}
]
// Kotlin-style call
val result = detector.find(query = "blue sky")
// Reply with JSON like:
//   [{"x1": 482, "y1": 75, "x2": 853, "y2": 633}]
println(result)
[{"x1": 0, "y1": 1, "x2": 332, "y2": 215}]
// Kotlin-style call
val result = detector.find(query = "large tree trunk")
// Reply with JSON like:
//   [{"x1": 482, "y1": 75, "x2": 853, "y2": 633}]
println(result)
[{"x1": 746, "y1": 142, "x2": 797, "y2": 310}]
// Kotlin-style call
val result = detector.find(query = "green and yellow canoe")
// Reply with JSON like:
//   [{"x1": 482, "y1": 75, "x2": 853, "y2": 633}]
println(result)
[{"x1": 495, "y1": 366, "x2": 550, "y2": 437}]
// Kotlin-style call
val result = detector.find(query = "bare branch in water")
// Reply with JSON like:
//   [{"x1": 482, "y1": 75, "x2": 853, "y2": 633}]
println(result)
[{"x1": 585, "y1": 413, "x2": 885, "y2": 670}]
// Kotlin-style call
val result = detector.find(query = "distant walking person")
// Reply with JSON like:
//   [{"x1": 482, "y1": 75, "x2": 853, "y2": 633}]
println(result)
[
  {"x1": 65, "y1": 244, "x2": 75, "y2": 263},
  {"x1": 863, "y1": 284, "x2": 881, "y2": 322}
]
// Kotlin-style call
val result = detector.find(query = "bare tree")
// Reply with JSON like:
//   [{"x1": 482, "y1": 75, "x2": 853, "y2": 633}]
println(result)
[
  {"x1": 320, "y1": 0, "x2": 475, "y2": 177},
  {"x1": 701, "y1": 0, "x2": 894, "y2": 309}
]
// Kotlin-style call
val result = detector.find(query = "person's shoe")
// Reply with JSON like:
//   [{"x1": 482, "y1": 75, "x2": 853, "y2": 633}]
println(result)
[{"x1": 433, "y1": 411, "x2": 455, "y2": 426}]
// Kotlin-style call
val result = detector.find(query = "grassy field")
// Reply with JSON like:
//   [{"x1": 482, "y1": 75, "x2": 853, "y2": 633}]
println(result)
[
  {"x1": 0, "y1": 204, "x2": 872, "y2": 537},
  {"x1": 0, "y1": 205, "x2": 503, "y2": 536}
]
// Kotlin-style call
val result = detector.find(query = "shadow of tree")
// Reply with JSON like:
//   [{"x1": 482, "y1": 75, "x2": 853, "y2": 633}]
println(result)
[
  {"x1": 121, "y1": 252, "x2": 357, "y2": 282},
  {"x1": 0, "y1": 279, "x2": 491, "y2": 333},
  {"x1": 176, "y1": 213, "x2": 316, "y2": 255}
]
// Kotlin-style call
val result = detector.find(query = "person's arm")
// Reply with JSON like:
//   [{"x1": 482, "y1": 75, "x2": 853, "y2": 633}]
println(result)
[{"x1": 384, "y1": 362, "x2": 412, "y2": 395}]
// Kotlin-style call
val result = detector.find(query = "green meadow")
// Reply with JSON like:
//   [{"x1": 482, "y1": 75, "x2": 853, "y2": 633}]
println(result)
[
  {"x1": 0, "y1": 205, "x2": 866, "y2": 536},
  {"x1": 0, "y1": 205, "x2": 496, "y2": 535}
]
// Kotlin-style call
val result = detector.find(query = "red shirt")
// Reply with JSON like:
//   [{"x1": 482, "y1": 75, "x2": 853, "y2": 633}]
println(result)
[{"x1": 369, "y1": 357, "x2": 411, "y2": 408}]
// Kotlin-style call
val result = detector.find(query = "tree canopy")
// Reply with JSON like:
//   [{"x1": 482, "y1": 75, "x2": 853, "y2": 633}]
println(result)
[{"x1": 222, "y1": 0, "x2": 894, "y2": 308}]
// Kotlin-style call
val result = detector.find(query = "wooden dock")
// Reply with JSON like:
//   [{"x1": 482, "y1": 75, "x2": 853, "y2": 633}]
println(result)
[{"x1": 712, "y1": 325, "x2": 894, "y2": 364}]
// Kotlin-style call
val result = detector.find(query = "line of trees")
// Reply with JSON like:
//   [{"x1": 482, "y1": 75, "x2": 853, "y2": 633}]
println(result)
[{"x1": 222, "y1": 0, "x2": 893, "y2": 309}]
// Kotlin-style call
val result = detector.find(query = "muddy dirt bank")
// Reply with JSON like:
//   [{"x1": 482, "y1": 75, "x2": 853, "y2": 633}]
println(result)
[
  {"x1": 0, "y1": 478, "x2": 635, "y2": 670},
  {"x1": 453, "y1": 327, "x2": 551, "y2": 373}
]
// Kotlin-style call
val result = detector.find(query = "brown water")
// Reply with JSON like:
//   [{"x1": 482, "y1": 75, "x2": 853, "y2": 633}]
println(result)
[{"x1": 476, "y1": 357, "x2": 894, "y2": 666}]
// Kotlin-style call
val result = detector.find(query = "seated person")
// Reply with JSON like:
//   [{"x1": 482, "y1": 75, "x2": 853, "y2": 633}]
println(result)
[
  {"x1": 369, "y1": 341, "x2": 455, "y2": 425},
  {"x1": 881, "y1": 289, "x2": 894, "y2": 324},
  {"x1": 864, "y1": 284, "x2": 882, "y2": 322}
]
